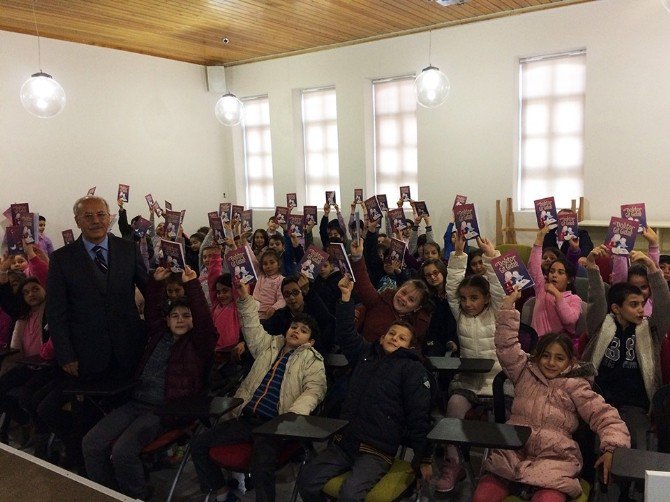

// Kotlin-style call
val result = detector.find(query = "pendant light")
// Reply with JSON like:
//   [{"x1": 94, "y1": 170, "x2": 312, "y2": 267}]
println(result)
[
  {"x1": 415, "y1": 30, "x2": 450, "y2": 108},
  {"x1": 214, "y1": 92, "x2": 244, "y2": 126}
]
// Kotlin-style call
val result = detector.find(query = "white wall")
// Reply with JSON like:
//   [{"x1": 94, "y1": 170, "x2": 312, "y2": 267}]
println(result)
[
  {"x1": 0, "y1": 30, "x2": 230, "y2": 241},
  {"x1": 224, "y1": 0, "x2": 670, "y2": 244}
]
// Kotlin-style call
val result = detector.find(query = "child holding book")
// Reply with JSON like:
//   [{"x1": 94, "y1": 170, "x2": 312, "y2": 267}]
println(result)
[
  {"x1": 252, "y1": 248, "x2": 286, "y2": 320},
  {"x1": 474, "y1": 289, "x2": 630, "y2": 502}
]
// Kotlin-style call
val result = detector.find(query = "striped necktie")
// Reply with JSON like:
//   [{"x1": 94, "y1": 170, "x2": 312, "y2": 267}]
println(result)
[{"x1": 92, "y1": 245, "x2": 108, "y2": 274}]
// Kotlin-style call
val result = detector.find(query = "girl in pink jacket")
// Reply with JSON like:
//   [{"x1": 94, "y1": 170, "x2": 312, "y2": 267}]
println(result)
[
  {"x1": 475, "y1": 290, "x2": 630, "y2": 502},
  {"x1": 251, "y1": 248, "x2": 286, "y2": 320}
]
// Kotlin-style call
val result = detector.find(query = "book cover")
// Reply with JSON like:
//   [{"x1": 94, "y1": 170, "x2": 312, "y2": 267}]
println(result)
[
  {"x1": 620, "y1": 203, "x2": 646, "y2": 234},
  {"x1": 326, "y1": 243, "x2": 355, "y2": 282},
  {"x1": 386, "y1": 238, "x2": 407, "y2": 266},
  {"x1": 20, "y1": 212, "x2": 39, "y2": 244},
  {"x1": 219, "y1": 202, "x2": 232, "y2": 223},
  {"x1": 208, "y1": 211, "x2": 226, "y2": 245},
  {"x1": 165, "y1": 200, "x2": 172, "y2": 211},
  {"x1": 134, "y1": 217, "x2": 152, "y2": 238},
  {"x1": 87, "y1": 187, "x2": 96, "y2": 196},
  {"x1": 62, "y1": 229, "x2": 75, "y2": 245},
  {"x1": 287, "y1": 213, "x2": 304, "y2": 238},
  {"x1": 145, "y1": 193, "x2": 155, "y2": 210},
  {"x1": 10, "y1": 203, "x2": 30, "y2": 226},
  {"x1": 534, "y1": 196, "x2": 558, "y2": 229},
  {"x1": 453, "y1": 194, "x2": 467, "y2": 208},
  {"x1": 557, "y1": 211, "x2": 579, "y2": 242},
  {"x1": 160, "y1": 239, "x2": 186, "y2": 273},
  {"x1": 117, "y1": 184, "x2": 130, "y2": 203},
  {"x1": 286, "y1": 193, "x2": 298, "y2": 209},
  {"x1": 364, "y1": 196, "x2": 383, "y2": 222},
  {"x1": 2, "y1": 207, "x2": 11, "y2": 222},
  {"x1": 225, "y1": 245, "x2": 258, "y2": 285},
  {"x1": 413, "y1": 201, "x2": 429, "y2": 217},
  {"x1": 605, "y1": 216, "x2": 640, "y2": 255},
  {"x1": 180, "y1": 209, "x2": 186, "y2": 225},
  {"x1": 154, "y1": 204, "x2": 164, "y2": 218},
  {"x1": 274, "y1": 206, "x2": 289, "y2": 226},
  {"x1": 376, "y1": 194, "x2": 388, "y2": 212},
  {"x1": 354, "y1": 188, "x2": 363, "y2": 204},
  {"x1": 325, "y1": 191, "x2": 337, "y2": 206},
  {"x1": 241, "y1": 209, "x2": 253, "y2": 234},
  {"x1": 164, "y1": 210, "x2": 182, "y2": 241},
  {"x1": 387, "y1": 208, "x2": 408, "y2": 233},
  {"x1": 399, "y1": 185, "x2": 411, "y2": 203},
  {"x1": 298, "y1": 245, "x2": 330, "y2": 280},
  {"x1": 491, "y1": 250, "x2": 535, "y2": 295},
  {"x1": 303, "y1": 205, "x2": 317, "y2": 226},
  {"x1": 453, "y1": 203, "x2": 481, "y2": 240},
  {"x1": 231, "y1": 205, "x2": 244, "y2": 223},
  {"x1": 5, "y1": 226, "x2": 24, "y2": 255}
]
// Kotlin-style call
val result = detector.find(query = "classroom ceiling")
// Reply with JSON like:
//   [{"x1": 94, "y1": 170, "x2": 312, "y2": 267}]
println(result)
[{"x1": 1, "y1": 0, "x2": 593, "y2": 67}]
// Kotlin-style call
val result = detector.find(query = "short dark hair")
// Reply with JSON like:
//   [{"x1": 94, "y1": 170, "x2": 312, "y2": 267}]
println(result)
[
  {"x1": 660, "y1": 255, "x2": 670, "y2": 266},
  {"x1": 291, "y1": 312, "x2": 319, "y2": 340},
  {"x1": 197, "y1": 226, "x2": 210, "y2": 235},
  {"x1": 190, "y1": 232, "x2": 206, "y2": 244},
  {"x1": 38, "y1": 215, "x2": 46, "y2": 222},
  {"x1": 541, "y1": 246, "x2": 564, "y2": 261},
  {"x1": 215, "y1": 273, "x2": 232, "y2": 289},
  {"x1": 165, "y1": 272, "x2": 183, "y2": 286},
  {"x1": 269, "y1": 234, "x2": 284, "y2": 245},
  {"x1": 281, "y1": 276, "x2": 302, "y2": 292},
  {"x1": 532, "y1": 332, "x2": 574, "y2": 364},
  {"x1": 387, "y1": 319, "x2": 417, "y2": 345},
  {"x1": 607, "y1": 282, "x2": 643, "y2": 311},
  {"x1": 628, "y1": 264, "x2": 648, "y2": 282},
  {"x1": 165, "y1": 297, "x2": 191, "y2": 316}
]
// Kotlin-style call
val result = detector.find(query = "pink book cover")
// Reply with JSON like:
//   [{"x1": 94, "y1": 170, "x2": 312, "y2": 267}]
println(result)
[
  {"x1": 620, "y1": 203, "x2": 646, "y2": 234},
  {"x1": 376, "y1": 194, "x2": 388, "y2": 212},
  {"x1": 298, "y1": 245, "x2": 330, "y2": 281},
  {"x1": 386, "y1": 238, "x2": 407, "y2": 267},
  {"x1": 231, "y1": 205, "x2": 244, "y2": 223},
  {"x1": 164, "y1": 210, "x2": 182, "y2": 241},
  {"x1": 208, "y1": 211, "x2": 226, "y2": 245},
  {"x1": 20, "y1": 212, "x2": 39, "y2": 244},
  {"x1": 160, "y1": 239, "x2": 186, "y2": 272},
  {"x1": 605, "y1": 216, "x2": 640, "y2": 255},
  {"x1": 274, "y1": 206, "x2": 289, "y2": 226},
  {"x1": 117, "y1": 184, "x2": 130, "y2": 203},
  {"x1": 387, "y1": 208, "x2": 408, "y2": 233},
  {"x1": 303, "y1": 206, "x2": 317, "y2": 226},
  {"x1": 453, "y1": 194, "x2": 467, "y2": 208},
  {"x1": 62, "y1": 229, "x2": 75, "y2": 246},
  {"x1": 399, "y1": 185, "x2": 411, "y2": 203},
  {"x1": 241, "y1": 209, "x2": 253, "y2": 234},
  {"x1": 557, "y1": 211, "x2": 579, "y2": 242},
  {"x1": 286, "y1": 193, "x2": 298, "y2": 209},
  {"x1": 491, "y1": 250, "x2": 535, "y2": 295},
  {"x1": 364, "y1": 196, "x2": 383, "y2": 222},
  {"x1": 287, "y1": 214, "x2": 304, "y2": 238},
  {"x1": 164, "y1": 200, "x2": 173, "y2": 211},
  {"x1": 5, "y1": 226, "x2": 24, "y2": 255},
  {"x1": 534, "y1": 196, "x2": 558, "y2": 230},
  {"x1": 325, "y1": 191, "x2": 337, "y2": 206},
  {"x1": 225, "y1": 245, "x2": 258, "y2": 285},
  {"x1": 354, "y1": 189, "x2": 363, "y2": 204},
  {"x1": 413, "y1": 201, "x2": 429, "y2": 217},
  {"x1": 326, "y1": 243, "x2": 355, "y2": 282},
  {"x1": 219, "y1": 202, "x2": 232, "y2": 223},
  {"x1": 10, "y1": 203, "x2": 29, "y2": 226},
  {"x1": 87, "y1": 187, "x2": 96, "y2": 196},
  {"x1": 453, "y1": 203, "x2": 480, "y2": 240}
]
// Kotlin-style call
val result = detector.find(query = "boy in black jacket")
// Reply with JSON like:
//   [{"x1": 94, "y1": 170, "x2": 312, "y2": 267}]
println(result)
[{"x1": 298, "y1": 277, "x2": 433, "y2": 501}]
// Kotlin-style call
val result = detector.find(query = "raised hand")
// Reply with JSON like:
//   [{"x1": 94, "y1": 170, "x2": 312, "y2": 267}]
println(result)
[
  {"x1": 454, "y1": 231, "x2": 466, "y2": 256},
  {"x1": 642, "y1": 226, "x2": 658, "y2": 247},
  {"x1": 182, "y1": 265, "x2": 197, "y2": 283},
  {"x1": 501, "y1": 287, "x2": 522, "y2": 310},
  {"x1": 535, "y1": 224, "x2": 550, "y2": 245},
  {"x1": 338, "y1": 276, "x2": 354, "y2": 301},
  {"x1": 477, "y1": 236, "x2": 496, "y2": 258},
  {"x1": 630, "y1": 250, "x2": 657, "y2": 270},
  {"x1": 350, "y1": 238, "x2": 363, "y2": 258},
  {"x1": 153, "y1": 266, "x2": 171, "y2": 281}
]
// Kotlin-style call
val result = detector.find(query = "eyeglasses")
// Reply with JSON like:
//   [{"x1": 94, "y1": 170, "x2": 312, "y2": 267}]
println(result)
[
  {"x1": 424, "y1": 271, "x2": 442, "y2": 278},
  {"x1": 80, "y1": 211, "x2": 110, "y2": 221},
  {"x1": 283, "y1": 289, "x2": 302, "y2": 298}
]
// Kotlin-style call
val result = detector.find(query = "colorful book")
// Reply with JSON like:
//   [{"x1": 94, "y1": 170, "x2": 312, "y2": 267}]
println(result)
[
  {"x1": 274, "y1": 206, "x2": 289, "y2": 226},
  {"x1": 399, "y1": 185, "x2": 411, "y2": 203},
  {"x1": 303, "y1": 206, "x2": 317, "y2": 226},
  {"x1": 325, "y1": 191, "x2": 337, "y2": 206},
  {"x1": 20, "y1": 212, "x2": 39, "y2": 244},
  {"x1": 413, "y1": 201, "x2": 429, "y2": 218},
  {"x1": 219, "y1": 202, "x2": 232, "y2": 223},
  {"x1": 87, "y1": 187, "x2": 96, "y2": 196},
  {"x1": 241, "y1": 209, "x2": 253, "y2": 234},
  {"x1": 326, "y1": 243, "x2": 355, "y2": 282},
  {"x1": 62, "y1": 229, "x2": 75, "y2": 245},
  {"x1": 491, "y1": 250, "x2": 535, "y2": 295},
  {"x1": 534, "y1": 196, "x2": 558, "y2": 230},
  {"x1": 387, "y1": 208, "x2": 408, "y2": 233},
  {"x1": 208, "y1": 211, "x2": 226, "y2": 245},
  {"x1": 164, "y1": 210, "x2": 182, "y2": 241},
  {"x1": 354, "y1": 189, "x2": 363, "y2": 203},
  {"x1": 5, "y1": 226, "x2": 24, "y2": 255},
  {"x1": 605, "y1": 216, "x2": 640, "y2": 255},
  {"x1": 287, "y1": 214, "x2": 304, "y2": 238},
  {"x1": 231, "y1": 205, "x2": 244, "y2": 223},
  {"x1": 286, "y1": 193, "x2": 298, "y2": 209},
  {"x1": 2, "y1": 207, "x2": 11, "y2": 222},
  {"x1": 134, "y1": 217, "x2": 152, "y2": 238},
  {"x1": 453, "y1": 194, "x2": 467, "y2": 208},
  {"x1": 298, "y1": 245, "x2": 330, "y2": 281},
  {"x1": 165, "y1": 200, "x2": 173, "y2": 211},
  {"x1": 225, "y1": 245, "x2": 258, "y2": 285},
  {"x1": 453, "y1": 203, "x2": 481, "y2": 240},
  {"x1": 144, "y1": 193, "x2": 155, "y2": 211},
  {"x1": 160, "y1": 239, "x2": 186, "y2": 273},
  {"x1": 557, "y1": 211, "x2": 579, "y2": 242},
  {"x1": 386, "y1": 238, "x2": 407, "y2": 266},
  {"x1": 376, "y1": 194, "x2": 388, "y2": 212},
  {"x1": 364, "y1": 196, "x2": 383, "y2": 222},
  {"x1": 117, "y1": 184, "x2": 130, "y2": 203},
  {"x1": 10, "y1": 203, "x2": 29, "y2": 226},
  {"x1": 621, "y1": 203, "x2": 646, "y2": 234}
]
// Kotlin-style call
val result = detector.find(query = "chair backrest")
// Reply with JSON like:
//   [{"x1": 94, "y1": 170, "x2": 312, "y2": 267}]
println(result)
[
  {"x1": 492, "y1": 371, "x2": 508, "y2": 424},
  {"x1": 518, "y1": 323, "x2": 538, "y2": 354},
  {"x1": 575, "y1": 276, "x2": 589, "y2": 302},
  {"x1": 652, "y1": 384, "x2": 670, "y2": 453},
  {"x1": 521, "y1": 297, "x2": 535, "y2": 326}
]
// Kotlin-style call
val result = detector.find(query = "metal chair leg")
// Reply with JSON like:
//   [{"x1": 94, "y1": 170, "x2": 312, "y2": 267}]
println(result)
[{"x1": 167, "y1": 442, "x2": 192, "y2": 502}]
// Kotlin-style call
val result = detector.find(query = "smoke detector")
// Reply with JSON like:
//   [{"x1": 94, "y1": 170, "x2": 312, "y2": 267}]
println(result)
[{"x1": 434, "y1": 0, "x2": 468, "y2": 6}]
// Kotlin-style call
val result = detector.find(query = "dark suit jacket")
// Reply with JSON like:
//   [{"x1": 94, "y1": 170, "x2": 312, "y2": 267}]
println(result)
[{"x1": 46, "y1": 234, "x2": 148, "y2": 377}]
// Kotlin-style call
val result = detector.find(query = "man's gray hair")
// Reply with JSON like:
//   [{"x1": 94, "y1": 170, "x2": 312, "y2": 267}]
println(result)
[{"x1": 73, "y1": 196, "x2": 110, "y2": 216}]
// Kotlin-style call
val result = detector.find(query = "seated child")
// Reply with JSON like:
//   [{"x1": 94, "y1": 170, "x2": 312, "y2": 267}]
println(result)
[
  {"x1": 82, "y1": 265, "x2": 216, "y2": 499},
  {"x1": 252, "y1": 248, "x2": 286, "y2": 320},
  {"x1": 190, "y1": 281, "x2": 326, "y2": 502},
  {"x1": 298, "y1": 277, "x2": 432, "y2": 502},
  {"x1": 474, "y1": 289, "x2": 630, "y2": 502}
]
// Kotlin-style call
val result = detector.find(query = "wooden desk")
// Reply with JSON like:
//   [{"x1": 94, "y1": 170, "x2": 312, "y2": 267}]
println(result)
[
  {"x1": 427, "y1": 356, "x2": 495, "y2": 374},
  {"x1": 611, "y1": 447, "x2": 670, "y2": 482}
]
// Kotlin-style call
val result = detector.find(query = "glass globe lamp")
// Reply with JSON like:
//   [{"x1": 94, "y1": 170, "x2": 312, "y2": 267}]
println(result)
[
  {"x1": 415, "y1": 66, "x2": 450, "y2": 108},
  {"x1": 20, "y1": 72, "x2": 66, "y2": 118},
  {"x1": 215, "y1": 93, "x2": 244, "y2": 126}
]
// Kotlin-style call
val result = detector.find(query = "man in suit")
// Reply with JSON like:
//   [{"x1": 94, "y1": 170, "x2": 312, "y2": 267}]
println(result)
[{"x1": 47, "y1": 195, "x2": 149, "y2": 380}]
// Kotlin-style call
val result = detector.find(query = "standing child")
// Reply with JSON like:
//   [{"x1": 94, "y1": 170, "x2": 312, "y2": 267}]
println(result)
[
  {"x1": 474, "y1": 289, "x2": 630, "y2": 502},
  {"x1": 251, "y1": 229, "x2": 269, "y2": 259},
  {"x1": 252, "y1": 248, "x2": 286, "y2": 320},
  {"x1": 36, "y1": 216, "x2": 54, "y2": 255}
]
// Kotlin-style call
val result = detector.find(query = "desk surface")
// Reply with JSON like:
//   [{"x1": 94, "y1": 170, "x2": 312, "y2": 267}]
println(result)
[
  {"x1": 15, "y1": 354, "x2": 55, "y2": 368},
  {"x1": 253, "y1": 414, "x2": 349, "y2": 441},
  {"x1": 325, "y1": 353, "x2": 349, "y2": 368},
  {"x1": 427, "y1": 357, "x2": 495, "y2": 373},
  {"x1": 155, "y1": 395, "x2": 243, "y2": 419},
  {"x1": 428, "y1": 418, "x2": 531, "y2": 450},
  {"x1": 611, "y1": 447, "x2": 670, "y2": 481},
  {"x1": 63, "y1": 379, "x2": 137, "y2": 397}
]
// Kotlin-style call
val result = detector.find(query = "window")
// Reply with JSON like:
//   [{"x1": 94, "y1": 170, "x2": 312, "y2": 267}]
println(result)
[
  {"x1": 242, "y1": 96, "x2": 274, "y2": 209},
  {"x1": 518, "y1": 51, "x2": 586, "y2": 210},
  {"x1": 301, "y1": 87, "x2": 340, "y2": 206},
  {"x1": 372, "y1": 77, "x2": 418, "y2": 202}
]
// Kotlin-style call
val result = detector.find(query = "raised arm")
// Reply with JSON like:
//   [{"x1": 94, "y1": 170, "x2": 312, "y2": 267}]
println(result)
[
  {"x1": 446, "y1": 233, "x2": 467, "y2": 317},
  {"x1": 183, "y1": 267, "x2": 217, "y2": 361},
  {"x1": 585, "y1": 246, "x2": 609, "y2": 337},
  {"x1": 335, "y1": 277, "x2": 367, "y2": 365},
  {"x1": 478, "y1": 237, "x2": 503, "y2": 311},
  {"x1": 236, "y1": 283, "x2": 273, "y2": 358},
  {"x1": 494, "y1": 291, "x2": 528, "y2": 384},
  {"x1": 350, "y1": 238, "x2": 382, "y2": 310},
  {"x1": 529, "y1": 227, "x2": 550, "y2": 291},
  {"x1": 634, "y1": 251, "x2": 670, "y2": 341}
]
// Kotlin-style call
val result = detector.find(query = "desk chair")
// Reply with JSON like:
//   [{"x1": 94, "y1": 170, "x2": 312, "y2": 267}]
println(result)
[{"x1": 652, "y1": 384, "x2": 670, "y2": 453}]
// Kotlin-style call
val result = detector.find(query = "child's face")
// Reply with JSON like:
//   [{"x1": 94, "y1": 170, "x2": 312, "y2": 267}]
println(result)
[
  {"x1": 269, "y1": 238, "x2": 284, "y2": 253},
  {"x1": 538, "y1": 342, "x2": 570, "y2": 379},
  {"x1": 469, "y1": 256, "x2": 485, "y2": 276},
  {"x1": 459, "y1": 285, "x2": 489, "y2": 317},
  {"x1": 166, "y1": 282, "x2": 185, "y2": 301},
  {"x1": 327, "y1": 228, "x2": 342, "y2": 243},
  {"x1": 166, "y1": 306, "x2": 193, "y2": 338},
  {"x1": 284, "y1": 321, "x2": 313, "y2": 349},
  {"x1": 541, "y1": 251, "x2": 558, "y2": 274},
  {"x1": 423, "y1": 245, "x2": 439, "y2": 261},
  {"x1": 268, "y1": 219, "x2": 278, "y2": 232},
  {"x1": 548, "y1": 262, "x2": 569, "y2": 292},
  {"x1": 422, "y1": 264, "x2": 444, "y2": 288},
  {"x1": 202, "y1": 248, "x2": 219, "y2": 269},
  {"x1": 11, "y1": 255, "x2": 28, "y2": 271},
  {"x1": 262, "y1": 256, "x2": 280, "y2": 276},
  {"x1": 319, "y1": 261, "x2": 334, "y2": 278},
  {"x1": 661, "y1": 262, "x2": 670, "y2": 283},
  {"x1": 392, "y1": 284, "x2": 422, "y2": 314},
  {"x1": 190, "y1": 239, "x2": 202, "y2": 252},
  {"x1": 282, "y1": 282, "x2": 304, "y2": 311},
  {"x1": 216, "y1": 283, "x2": 233, "y2": 306},
  {"x1": 156, "y1": 222, "x2": 165, "y2": 237},
  {"x1": 629, "y1": 275, "x2": 650, "y2": 301},
  {"x1": 22, "y1": 282, "x2": 46, "y2": 308},
  {"x1": 38, "y1": 220, "x2": 46, "y2": 234},
  {"x1": 380, "y1": 324, "x2": 413, "y2": 354},
  {"x1": 254, "y1": 232, "x2": 266, "y2": 247},
  {"x1": 612, "y1": 293, "x2": 646, "y2": 327}
]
